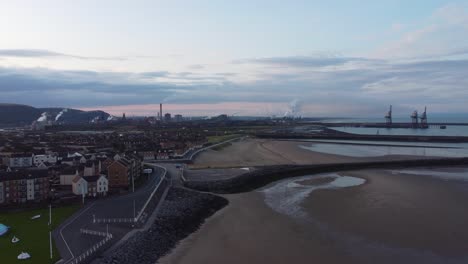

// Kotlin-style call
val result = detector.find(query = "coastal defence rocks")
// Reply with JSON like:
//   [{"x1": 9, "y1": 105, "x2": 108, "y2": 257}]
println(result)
[
  {"x1": 99, "y1": 187, "x2": 228, "y2": 264},
  {"x1": 184, "y1": 157, "x2": 468, "y2": 194}
]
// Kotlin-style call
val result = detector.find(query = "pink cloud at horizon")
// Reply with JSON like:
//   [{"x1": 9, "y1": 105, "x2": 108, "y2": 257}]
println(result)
[
  {"x1": 79, "y1": 102, "x2": 288, "y2": 117},
  {"x1": 78, "y1": 102, "x2": 369, "y2": 117}
]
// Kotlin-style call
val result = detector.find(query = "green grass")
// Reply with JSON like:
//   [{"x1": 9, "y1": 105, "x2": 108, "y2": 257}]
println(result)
[{"x1": 0, "y1": 205, "x2": 80, "y2": 264}]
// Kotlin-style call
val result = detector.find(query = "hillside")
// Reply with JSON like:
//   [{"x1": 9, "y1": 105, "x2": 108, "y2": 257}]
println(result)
[
  {"x1": 0, "y1": 103, "x2": 42, "y2": 125},
  {"x1": 0, "y1": 104, "x2": 111, "y2": 126}
]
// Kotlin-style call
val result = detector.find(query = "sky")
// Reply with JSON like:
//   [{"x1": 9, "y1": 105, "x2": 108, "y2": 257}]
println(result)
[{"x1": 1, "y1": 0, "x2": 468, "y2": 117}]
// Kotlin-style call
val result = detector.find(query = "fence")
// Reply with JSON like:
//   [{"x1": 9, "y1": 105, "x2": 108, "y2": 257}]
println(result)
[
  {"x1": 134, "y1": 166, "x2": 167, "y2": 223},
  {"x1": 93, "y1": 217, "x2": 135, "y2": 224},
  {"x1": 65, "y1": 229, "x2": 113, "y2": 264}
]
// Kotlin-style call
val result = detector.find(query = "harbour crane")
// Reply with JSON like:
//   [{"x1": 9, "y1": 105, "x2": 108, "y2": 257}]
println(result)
[
  {"x1": 420, "y1": 106, "x2": 428, "y2": 128},
  {"x1": 411, "y1": 110, "x2": 419, "y2": 127},
  {"x1": 385, "y1": 105, "x2": 392, "y2": 126}
]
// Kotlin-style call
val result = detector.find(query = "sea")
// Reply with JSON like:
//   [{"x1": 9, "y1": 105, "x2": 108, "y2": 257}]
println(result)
[
  {"x1": 299, "y1": 114, "x2": 468, "y2": 158},
  {"x1": 322, "y1": 115, "x2": 468, "y2": 137}
]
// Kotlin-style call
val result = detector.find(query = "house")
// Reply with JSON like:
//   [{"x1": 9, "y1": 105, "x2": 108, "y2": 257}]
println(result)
[
  {"x1": 85, "y1": 175, "x2": 108, "y2": 197},
  {"x1": 107, "y1": 155, "x2": 142, "y2": 190},
  {"x1": 0, "y1": 169, "x2": 50, "y2": 205},
  {"x1": 71, "y1": 175, "x2": 108, "y2": 197},
  {"x1": 61, "y1": 157, "x2": 79, "y2": 166},
  {"x1": 138, "y1": 151, "x2": 155, "y2": 161},
  {"x1": 60, "y1": 166, "x2": 80, "y2": 185},
  {"x1": 7, "y1": 153, "x2": 33, "y2": 168},
  {"x1": 33, "y1": 154, "x2": 57, "y2": 166},
  {"x1": 79, "y1": 156, "x2": 87, "y2": 164},
  {"x1": 107, "y1": 160, "x2": 130, "y2": 189},
  {"x1": 156, "y1": 150, "x2": 169, "y2": 160},
  {"x1": 83, "y1": 161, "x2": 101, "y2": 177},
  {"x1": 71, "y1": 176, "x2": 88, "y2": 195}
]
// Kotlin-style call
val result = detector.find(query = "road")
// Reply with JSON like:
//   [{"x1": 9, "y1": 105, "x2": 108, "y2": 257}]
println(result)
[{"x1": 53, "y1": 166, "x2": 166, "y2": 264}]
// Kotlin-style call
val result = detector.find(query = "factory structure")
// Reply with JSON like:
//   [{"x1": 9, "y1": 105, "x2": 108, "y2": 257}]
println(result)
[
  {"x1": 384, "y1": 105, "x2": 429, "y2": 129},
  {"x1": 157, "y1": 103, "x2": 182, "y2": 123}
]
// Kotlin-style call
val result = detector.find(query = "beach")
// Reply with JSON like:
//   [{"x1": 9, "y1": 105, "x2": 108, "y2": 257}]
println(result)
[
  {"x1": 159, "y1": 168, "x2": 468, "y2": 264},
  {"x1": 192, "y1": 138, "x2": 426, "y2": 169},
  {"x1": 159, "y1": 139, "x2": 468, "y2": 264},
  {"x1": 158, "y1": 191, "x2": 350, "y2": 264}
]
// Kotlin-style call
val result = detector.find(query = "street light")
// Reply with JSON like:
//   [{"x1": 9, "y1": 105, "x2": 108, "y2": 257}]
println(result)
[{"x1": 49, "y1": 204, "x2": 53, "y2": 260}]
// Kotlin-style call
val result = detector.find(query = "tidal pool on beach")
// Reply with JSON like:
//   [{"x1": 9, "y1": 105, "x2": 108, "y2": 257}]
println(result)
[{"x1": 261, "y1": 173, "x2": 365, "y2": 218}]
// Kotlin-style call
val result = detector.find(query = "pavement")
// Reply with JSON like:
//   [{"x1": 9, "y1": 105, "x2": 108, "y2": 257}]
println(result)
[{"x1": 53, "y1": 165, "x2": 167, "y2": 264}]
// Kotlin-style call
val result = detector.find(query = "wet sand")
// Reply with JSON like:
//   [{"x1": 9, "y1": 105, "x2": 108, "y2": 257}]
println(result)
[
  {"x1": 159, "y1": 169, "x2": 468, "y2": 264},
  {"x1": 158, "y1": 192, "x2": 350, "y2": 264},
  {"x1": 304, "y1": 170, "x2": 468, "y2": 260}
]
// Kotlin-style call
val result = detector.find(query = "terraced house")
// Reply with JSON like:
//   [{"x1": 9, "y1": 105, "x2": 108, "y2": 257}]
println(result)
[
  {"x1": 107, "y1": 155, "x2": 142, "y2": 190},
  {"x1": 0, "y1": 169, "x2": 50, "y2": 205}
]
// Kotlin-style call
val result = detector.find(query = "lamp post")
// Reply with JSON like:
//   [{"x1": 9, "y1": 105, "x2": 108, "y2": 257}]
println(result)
[{"x1": 49, "y1": 204, "x2": 53, "y2": 260}]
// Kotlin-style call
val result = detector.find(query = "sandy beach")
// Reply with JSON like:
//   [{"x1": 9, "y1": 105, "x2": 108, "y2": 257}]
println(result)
[
  {"x1": 158, "y1": 191, "x2": 351, "y2": 264},
  {"x1": 192, "y1": 138, "x2": 358, "y2": 168},
  {"x1": 157, "y1": 138, "x2": 468, "y2": 264},
  {"x1": 192, "y1": 138, "x2": 431, "y2": 169},
  {"x1": 159, "y1": 168, "x2": 468, "y2": 264}
]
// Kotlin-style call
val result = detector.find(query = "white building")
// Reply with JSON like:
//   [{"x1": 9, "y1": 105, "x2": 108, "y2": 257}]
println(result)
[
  {"x1": 71, "y1": 175, "x2": 108, "y2": 197},
  {"x1": 8, "y1": 154, "x2": 33, "y2": 168},
  {"x1": 72, "y1": 176, "x2": 88, "y2": 196},
  {"x1": 26, "y1": 179, "x2": 35, "y2": 200},
  {"x1": 33, "y1": 154, "x2": 57, "y2": 166}
]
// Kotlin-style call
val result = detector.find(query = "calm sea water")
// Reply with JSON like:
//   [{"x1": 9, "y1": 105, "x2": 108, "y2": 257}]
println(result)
[
  {"x1": 332, "y1": 126, "x2": 468, "y2": 137},
  {"x1": 299, "y1": 140, "x2": 468, "y2": 158},
  {"x1": 321, "y1": 115, "x2": 468, "y2": 137}
]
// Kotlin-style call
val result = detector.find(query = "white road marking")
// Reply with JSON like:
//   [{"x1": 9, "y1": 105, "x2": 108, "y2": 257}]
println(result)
[{"x1": 60, "y1": 203, "x2": 95, "y2": 261}]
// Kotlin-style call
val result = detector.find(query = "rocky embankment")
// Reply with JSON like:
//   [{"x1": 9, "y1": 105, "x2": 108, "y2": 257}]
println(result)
[
  {"x1": 185, "y1": 157, "x2": 468, "y2": 193},
  {"x1": 100, "y1": 187, "x2": 228, "y2": 264}
]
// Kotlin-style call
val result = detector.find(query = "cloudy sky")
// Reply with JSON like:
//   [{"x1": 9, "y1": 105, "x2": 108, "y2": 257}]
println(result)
[{"x1": 1, "y1": 0, "x2": 468, "y2": 117}]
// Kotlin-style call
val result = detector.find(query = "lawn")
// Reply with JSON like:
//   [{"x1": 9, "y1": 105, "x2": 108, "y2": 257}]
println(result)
[{"x1": 0, "y1": 205, "x2": 79, "y2": 264}]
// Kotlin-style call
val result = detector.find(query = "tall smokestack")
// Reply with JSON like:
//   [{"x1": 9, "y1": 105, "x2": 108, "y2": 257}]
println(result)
[{"x1": 160, "y1": 103, "x2": 163, "y2": 121}]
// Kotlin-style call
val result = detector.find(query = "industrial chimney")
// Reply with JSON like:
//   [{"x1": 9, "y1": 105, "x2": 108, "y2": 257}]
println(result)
[{"x1": 160, "y1": 103, "x2": 163, "y2": 121}]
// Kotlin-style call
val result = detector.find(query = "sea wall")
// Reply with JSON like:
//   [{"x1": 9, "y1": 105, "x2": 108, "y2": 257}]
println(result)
[
  {"x1": 184, "y1": 157, "x2": 468, "y2": 193},
  {"x1": 99, "y1": 187, "x2": 228, "y2": 264}
]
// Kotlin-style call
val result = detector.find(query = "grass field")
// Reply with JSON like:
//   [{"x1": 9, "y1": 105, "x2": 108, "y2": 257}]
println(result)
[{"x1": 0, "y1": 205, "x2": 79, "y2": 264}]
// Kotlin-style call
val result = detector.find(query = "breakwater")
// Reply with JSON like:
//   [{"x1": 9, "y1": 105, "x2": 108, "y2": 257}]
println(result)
[{"x1": 184, "y1": 157, "x2": 468, "y2": 193}]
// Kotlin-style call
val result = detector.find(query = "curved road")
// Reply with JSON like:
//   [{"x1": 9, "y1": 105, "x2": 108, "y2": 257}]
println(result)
[{"x1": 53, "y1": 166, "x2": 166, "y2": 264}]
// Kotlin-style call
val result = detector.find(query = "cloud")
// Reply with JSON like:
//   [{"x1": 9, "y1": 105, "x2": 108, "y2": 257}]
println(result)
[
  {"x1": 234, "y1": 55, "x2": 372, "y2": 68},
  {"x1": 1, "y1": 53, "x2": 468, "y2": 116},
  {"x1": 187, "y1": 64, "x2": 205, "y2": 70},
  {"x1": 0, "y1": 49, "x2": 126, "y2": 61},
  {"x1": 139, "y1": 71, "x2": 170, "y2": 78},
  {"x1": 371, "y1": 3, "x2": 468, "y2": 59}
]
